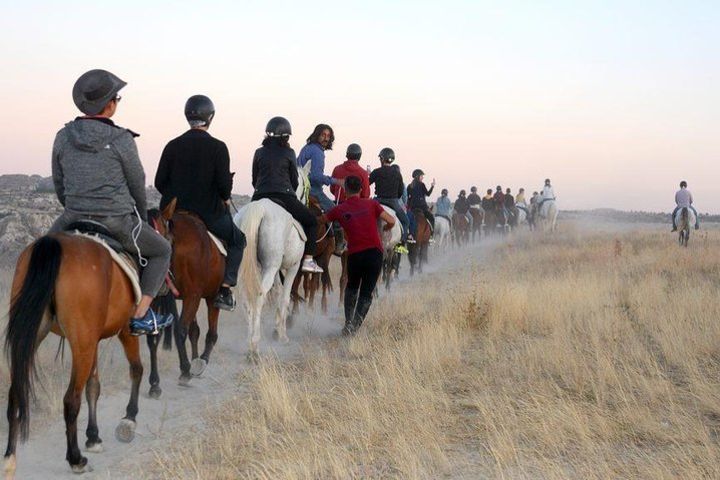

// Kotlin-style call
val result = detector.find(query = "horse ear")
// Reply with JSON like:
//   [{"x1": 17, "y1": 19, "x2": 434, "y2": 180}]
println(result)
[{"x1": 162, "y1": 198, "x2": 177, "y2": 221}]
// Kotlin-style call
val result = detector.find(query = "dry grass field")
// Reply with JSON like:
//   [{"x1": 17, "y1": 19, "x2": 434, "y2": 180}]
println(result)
[{"x1": 141, "y1": 226, "x2": 720, "y2": 479}]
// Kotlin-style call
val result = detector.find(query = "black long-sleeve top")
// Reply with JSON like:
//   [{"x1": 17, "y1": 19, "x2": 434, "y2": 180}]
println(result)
[
  {"x1": 251, "y1": 144, "x2": 299, "y2": 195},
  {"x1": 369, "y1": 165, "x2": 404, "y2": 199},
  {"x1": 155, "y1": 129, "x2": 233, "y2": 224},
  {"x1": 407, "y1": 180, "x2": 434, "y2": 209}
]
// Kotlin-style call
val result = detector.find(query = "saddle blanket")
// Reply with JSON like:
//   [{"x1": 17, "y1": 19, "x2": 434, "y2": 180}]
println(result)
[
  {"x1": 71, "y1": 232, "x2": 142, "y2": 304},
  {"x1": 207, "y1": 231, "x2": 227, "y2": 256}
]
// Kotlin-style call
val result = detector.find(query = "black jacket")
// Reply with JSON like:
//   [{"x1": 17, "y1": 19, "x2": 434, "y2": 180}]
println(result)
[
  {"x1": 369, "y1": 165, "x2": 404, "y2": 199},
  {"x1": 252, "y1": 143, "x2": 299, "y2": 196},
  {"x1": 407, "y1": 180, "x2": 434, "y2": 209},
  {"x1": 155, "y1": 129, "x2": 233, "y2": 224},
  {"x1": 454, "y1": 196, "x2": 469, "y2": 214},
  {"x1": 467, "y1": 193, "x2": 482, "y2": 206},
  {"x1": 504, "y1": 194, "x2": 515, "y2": 208}
]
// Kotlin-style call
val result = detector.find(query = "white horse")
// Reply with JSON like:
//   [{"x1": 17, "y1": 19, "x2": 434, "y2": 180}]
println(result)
[
  {"x1": 515, "y1": 204, "x2": 528, "y2": 228},
  {"x1": 233, "y1": 162, "x2": 311, "y2": 359},
  {"x1": 379, "y1": 206, "x2": 402, "y2": 290},
  {"x1": 539, "y1": 199, "x2": 558, "y2": 232},
  {"x1": 675, "y1": 207, "x2": 696, "y2": 247},
  {"x1": 434, "y1": 215, "x2": 451, "y2": 249}
]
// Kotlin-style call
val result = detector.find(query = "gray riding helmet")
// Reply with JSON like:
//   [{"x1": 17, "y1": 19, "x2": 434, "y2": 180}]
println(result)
[{"x1": 72, "y1": 69, "x2": 127, "y2": 115}]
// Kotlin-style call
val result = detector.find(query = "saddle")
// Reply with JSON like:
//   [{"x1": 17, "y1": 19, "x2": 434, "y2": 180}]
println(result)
[
  {"x1": 173, "y1": 210, "x2": 228, "y2": 257},
  {"x1": 64, "y1": 220, "x2": 142, "y2": 303}
]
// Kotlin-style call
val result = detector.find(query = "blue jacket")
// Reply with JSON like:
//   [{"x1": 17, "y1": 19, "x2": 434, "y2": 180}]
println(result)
[
  {"x1": 436, "y1": 196, "x2": 452, "y2": 216},
  {"x1": 297, "y1": 142, "x2": 333, "y2": 188}
]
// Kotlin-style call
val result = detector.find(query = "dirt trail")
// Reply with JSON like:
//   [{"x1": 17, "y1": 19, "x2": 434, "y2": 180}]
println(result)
[{"x1": 7, "y1": 238, "x2": 498, "y2": 479}]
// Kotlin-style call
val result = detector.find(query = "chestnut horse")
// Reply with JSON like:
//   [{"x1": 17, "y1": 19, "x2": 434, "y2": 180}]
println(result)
[
  {"x1": 452, "y1": 212, "x2": 470, "y2": 246},
  {"x1": 148, "y1": 199, "x2": 224, "y2": 388},
  {"x1": 408, "y1": 209, "x2": 431, "y2": 275},
  {"x1": 4, "y1": 234, "x2": 143, "y2": 476}
]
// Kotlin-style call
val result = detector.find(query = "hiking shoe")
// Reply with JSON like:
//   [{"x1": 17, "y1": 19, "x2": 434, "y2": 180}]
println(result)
[
  {"x1": 302, "y1": 258, "x2": 324, "y2": 273},
  {"x1": 394, "y1": 244, "x2": 409, "y2": 255},
  {"x1": 213, "y1": 287, "x2": 236, "y2": 312},
  {"x1": 341, "y1": 324, "x2": 356, "y2": 336},
  {"x1": 407, "y1": 235, "x2": 417, "y2": 244},
  {"x1": 429, "y1": 237, "x2": 436, "y2": 244},
  {"x1": 130, "y1": 309, "x2": 174, "y2": 336}
]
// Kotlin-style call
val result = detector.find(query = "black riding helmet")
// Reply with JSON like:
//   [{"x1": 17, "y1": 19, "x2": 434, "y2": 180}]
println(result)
[
  {"x1": 471, "y1": 186, "x2": 477, "y2": 193},
  {"x1": 379, "y1": 147, "x2": 395, "y2": 163},
  {"x1": 346, "y1": 143, "x2": 362, "y2": 160},
  {"x1": 185, "y1": 95, "x2": 215, "y2": 127},
  {"x1": 412, "y1": 168, "x2": 425, "y2": 179},
  {"x1": 265, "y1": 116, "x2": 292, "y2": 137},
  {"x1": 441, "y1": 188, "x2": 448, "y2": 195},
  {"x1": 680, "y1": 180, "x2": 687, "y2": 188},
  {"x1": 459, "y1": 189, "x2": 466, "y2": 196}
]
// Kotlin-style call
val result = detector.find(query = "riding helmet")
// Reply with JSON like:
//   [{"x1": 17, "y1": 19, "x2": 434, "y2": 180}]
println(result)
[
  {"x1": 72, "y1": 69, "x2": 127, "y2": 115},
  {"x1": 379, "y1": 147, "x2": 395, "y2": 162},
  {"x1": 680, "y1": 180, "x2": 687, "y2": 188},
  {"x1": 412, "y1": 169, "x2": 425, "y2": 179},
  {"x1": 346, "y1": 143, "x2": 362, "y2": 160},
  {"x1": 460, "y1": 189, "x2": 466, "y2": 196},
  {"x1": 441, "y1": 188, "x2": 448, "y2": 195},
  {"x1": 265, "y1": 116, "x2": 292, "y2": 137},
  {"x1": 471, "y1": 186, "x2": 477, "y2": 192},
  {"x1": 185, "y1": 95, "x2": 215, "y2": 126}
]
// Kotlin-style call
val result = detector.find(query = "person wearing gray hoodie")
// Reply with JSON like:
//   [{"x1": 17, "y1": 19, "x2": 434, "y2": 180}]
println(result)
[{"x1": 49, "y1": 69, "x2": 173, "y2": 335}]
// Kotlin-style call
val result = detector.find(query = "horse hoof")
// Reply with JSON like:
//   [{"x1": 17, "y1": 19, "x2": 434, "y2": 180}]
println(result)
[
  {"x1": 190, "y1": 358, "x2": 207, "y2": 377},
  {"x1": 178, "y1": 374, "x2": 192, "y2": 387},
  {"x1": 70, "y1": 457, "x2": 92, "y2": 474},
  {"x1": 246, "y1": 351, "x2": 260, "y2": 364},
  {"x1": 115, "y1": 419, "x2": 136, "y2": 443},
  {"x1": 85, "y1": 441, "x2": 103, "y2": 453},
  {"x1": 148, "y1": 385, "x2": 162, "y2": 399}
]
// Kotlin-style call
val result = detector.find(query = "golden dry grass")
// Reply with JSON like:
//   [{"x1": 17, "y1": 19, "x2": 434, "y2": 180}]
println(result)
[{"x1": 141, "y1": 226, "x2": 720, "y2": 478}]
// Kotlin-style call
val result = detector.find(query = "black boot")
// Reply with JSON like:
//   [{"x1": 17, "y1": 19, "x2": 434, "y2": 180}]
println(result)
[
  {"x1": 342, "y1": 288, "x2": 359, "y2": 336},
  {"x1": 352, "y1": 296, "x2": 373, "y2": 331},
  {"x1": 213, "y1": 286, "x2": 236, "y2": 312}
]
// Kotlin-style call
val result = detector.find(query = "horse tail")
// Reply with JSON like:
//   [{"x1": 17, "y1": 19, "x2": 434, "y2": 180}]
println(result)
[
  {"x1": 238, "y1": 202, "x2": 265, "y2": 299},
  {"x1": 5, "y1": 236, "x2": 62, "y2": 441},
  {"x1": 681, "y1": 207, "x2": 688, "y2": 227}
]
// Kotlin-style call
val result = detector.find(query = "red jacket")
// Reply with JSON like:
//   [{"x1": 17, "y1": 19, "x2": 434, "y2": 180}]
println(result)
[{"x1": 330, "y1": 160, "x2": 370, "y2": 202}]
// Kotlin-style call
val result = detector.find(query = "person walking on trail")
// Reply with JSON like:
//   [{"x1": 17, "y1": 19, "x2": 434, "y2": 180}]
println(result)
[
  {"x1": 322, "y1": 175, "x2": 396, "y2": 336},
  {"x1": 435, "y1": 188, "x2": 452, "y2": 222},
  {"x1": 369, "y1": 147, "x2": 412, "y2": 252},
  {"x1": 296, "y1": 124, "x2": 345, "y2": 253},
  {"x1": 671, "y1": 180, "x2": 700, "y2": 231},
  {"x1": 250, "y1": 116, "x2": 324, "y2": 273},
  {"x1": 406, "y1": 169, "x2": 436, "y2": 238},
  {"x1": 155, "y1": 95, "x2": 246, "y2": 311},
  {"x1": 50, "y1": 69, "x2": 173, "y2": 335}
]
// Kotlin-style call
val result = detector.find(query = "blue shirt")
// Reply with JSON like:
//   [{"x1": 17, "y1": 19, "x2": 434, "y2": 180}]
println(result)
[
  {"x1": 436, "y1": 196, "x2": 452, "y2": 216},
  {"x1": 297, "y1": 142, "x2": 333, "y2": 188}
]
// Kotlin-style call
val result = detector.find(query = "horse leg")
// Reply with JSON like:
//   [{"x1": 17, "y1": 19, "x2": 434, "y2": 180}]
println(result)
[
  {"x1": 145, "y1": 333, "x2": 162, "y2": 399},
  {"x1": 248, "y1": 269, "x2": 276, "y2": 361},
  {"x1": 174, "y1": 296, "x2": 201, "y2": 386},
  {"x1": 290, "y1": 270, "x2": 302, "y2": 314},
  {"x1": 303, "y1": 273, "x2": 313, "y2": 309},
  {"x1": 115, "y1": 329, "x2": 142, "y2": 444},
  {"x1": 84, "y1": 356, "x2": 103, "y2": 453},
  {"x1": 64, "y1": 342, "x2": 97, "y2": 473},
  {"x1": 192, "y1": 302, "x2": 219, "y2": 377},
  {"x1": 273, "y1": 267, "x2": 296, "y2": 344},
  {"x1": 188, "y1": 317, "x2": 200, "y2": 360}
]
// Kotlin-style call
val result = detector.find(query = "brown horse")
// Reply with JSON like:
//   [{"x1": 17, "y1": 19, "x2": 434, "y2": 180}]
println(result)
[
  {"x1": 4, "y1": 234, "x2": 143, "y2": 476},
  {"x1": 148, "y1": 199, "x2": 224, "y2": 388},
  {"x1": 452, "y1": 212, "x2": 470, "y2": 246},
  {"x1": 408, "y1": 209, "x2": 431, "y2": 275},
  {"x1": 469, "y1": 208, "x2": 483, "y2": 242}
]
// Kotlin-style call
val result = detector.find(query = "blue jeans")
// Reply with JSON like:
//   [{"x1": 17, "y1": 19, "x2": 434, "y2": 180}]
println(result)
[
  {"x1": 376, "y1": 198, "x2": 410, "y2": 243},
  {"x1": 672, "y1": 206, "x2": 699, "y2": 228},
  {"x1": 310, "y1": 185, "x2": 335, "y2": 212}
]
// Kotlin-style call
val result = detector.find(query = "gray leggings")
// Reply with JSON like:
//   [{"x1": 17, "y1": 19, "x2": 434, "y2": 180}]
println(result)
[{"x1": 50, "y1": 211, "x2": 172, "y2": 297}]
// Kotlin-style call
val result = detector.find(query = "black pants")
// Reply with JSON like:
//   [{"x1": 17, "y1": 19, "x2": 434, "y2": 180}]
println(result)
[
  {"x1": 412, "y1": 207, "x2": 435, "y2": 234},
  {"x1": 207, "y1": 213, "x2": 246, "y2": 287},
  {"x1": 252, "y1": 192, "x2": 317, "y2": 254},
  {"x1": 345, "y1": 248, "x2": 383, "y2": 330}
]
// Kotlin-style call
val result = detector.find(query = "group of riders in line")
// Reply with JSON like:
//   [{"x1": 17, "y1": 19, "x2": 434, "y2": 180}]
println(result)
[{"x1": 48, "y1": 69, "x2": 699, "y2": 339}]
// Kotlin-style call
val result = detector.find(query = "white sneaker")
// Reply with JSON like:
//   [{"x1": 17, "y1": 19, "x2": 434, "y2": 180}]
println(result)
[{"x1": 302, "y1": 258, "x2": 324, "y2": 273}]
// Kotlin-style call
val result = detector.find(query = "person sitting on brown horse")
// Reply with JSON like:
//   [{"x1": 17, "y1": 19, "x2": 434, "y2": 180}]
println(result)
[
  {"x1": 406, "y1": 168, "x2": 435, "y2": 238},
  {"x1": 251, "y1": 116, "x2": 324, "y2": 273},
  {"x1": 468, "y1": 186, "x2": 482, "y2": 211},
  {"x1": 50, "y1": 69, "x2": 173, "y2": 335},
  {"x1": 504, "y1": 187, "x2": 517, "y2": 225},
  {"x1": 454, "y1": 190, "x2": 473, "y2": 226},
  {"x1": 155, "y1": 95, "x2": 246, "y2": 311}
]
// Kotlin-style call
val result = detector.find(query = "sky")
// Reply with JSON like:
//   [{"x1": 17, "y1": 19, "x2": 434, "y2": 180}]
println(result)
[{"x1": 1, "y1": 0, "x2": 718, "y2": 212}]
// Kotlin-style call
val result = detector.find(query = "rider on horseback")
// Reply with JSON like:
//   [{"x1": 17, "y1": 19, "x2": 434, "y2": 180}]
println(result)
[
  {"x1": 297, "y1": 124, "x2": 345, "y2": 254},
  {"x1": 515, "y1": 188, "x2": 526, "y2": 206},
  {"x1": 538, "y1": 179, "x2": 555, "y2": 212},
  {"x1": 155, "y1": 95, "x2": 247, "y2": 311},
  {"x1": 504, "y1": 188, "x2": 517, "y2": 224},
  {"x1": 671, "y1": 181, "x2": 699, "y2": 231},
  {"x1": 50, "y1": 69, "x2": 173, "y2": 335},
  {"x1": 251, "y1": 117, "x2": 324, "y2": 273},
  {"x1": 435, "y1": 188, "x2": 452, "y2": 223},
  {"x1": 454, "y1": 190, "x2": 473, "y2": 226},
  {"x1": 369, "y1": 147, "x2": 412, "y2": 252},
  {"x1": 481, "y1": 189, "x2": 494, "y2": 211},
  {"x1": 331, "y1": 144, "x2": 370, "y2": 202},
  {"x1": 321, "y1": 176, "x2": 396, "y2": 335},
  {"x1": 468, "y1": 186, "x2": 482, "y2": 211},
  {"x1": 407, "y1": 169, "x2": 435, "y2": 239}
]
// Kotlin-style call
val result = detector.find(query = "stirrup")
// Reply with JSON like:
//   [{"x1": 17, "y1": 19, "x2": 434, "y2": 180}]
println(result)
[{"x1": 394, "y1": 244, "x2": 409, "y2": 255}]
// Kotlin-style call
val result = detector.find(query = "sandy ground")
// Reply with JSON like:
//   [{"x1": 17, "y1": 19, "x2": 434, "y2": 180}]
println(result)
[{"x1": 6, "y1": 233, "x2": 497, "y2": 479}]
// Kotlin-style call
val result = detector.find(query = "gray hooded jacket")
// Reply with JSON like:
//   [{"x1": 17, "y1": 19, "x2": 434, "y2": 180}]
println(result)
[{"x1": 52, "y1": 118, "x2": 147, "y2": 220}]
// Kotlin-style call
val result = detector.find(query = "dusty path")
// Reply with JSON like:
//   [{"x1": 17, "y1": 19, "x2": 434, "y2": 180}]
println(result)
[{"x1": 6, "y1": 237, "x2": 498, "y2": 479}]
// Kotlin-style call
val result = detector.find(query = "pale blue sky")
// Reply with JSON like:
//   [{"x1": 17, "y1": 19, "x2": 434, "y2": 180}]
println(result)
[{"x1": 1, "y1": 1, "x2": 718, "y2": 211}]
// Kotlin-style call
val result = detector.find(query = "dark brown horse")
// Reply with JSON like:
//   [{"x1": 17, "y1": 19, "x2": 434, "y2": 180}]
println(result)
[
  {"x1": 291, "y1": 197, "x2": 335, "y2": 315},
  {"x1": 4, "y1": 234, "x2": 143, "y2": 476},
  {"x1": 469, "y1": 208, "x2": 483, "y2": 242},
  {"x1": 452, "y1": 212, "x2": 470, "y2": 246},
  {"x1": 148, "y1": 199, "x2": 224, "y2": 388},
  {"x1": 408, "y1": 209, "x2": 431, "y2": 275}
]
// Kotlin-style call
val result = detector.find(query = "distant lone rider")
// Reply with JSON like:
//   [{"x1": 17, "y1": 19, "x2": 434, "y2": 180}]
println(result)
[{"x1": 671, "y1": 180, "x2": 699, "y2": 231}]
